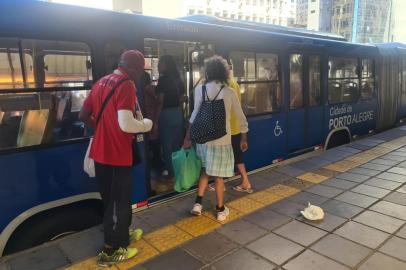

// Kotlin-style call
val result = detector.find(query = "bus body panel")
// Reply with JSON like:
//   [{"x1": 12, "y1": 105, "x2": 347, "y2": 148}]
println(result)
[
  {"x1": 287, "y1": 108, "x2": 306, "y2": 151},
  {"x1": 307, "y1": 106, "x2": 324, "y2": 147},
  {"x1": 244, "y1": 114, "x2": 287, "y2": 170}
]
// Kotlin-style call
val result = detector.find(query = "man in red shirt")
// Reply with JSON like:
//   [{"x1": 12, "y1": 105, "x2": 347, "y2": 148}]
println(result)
[{"x1": 80, "y1": 50, "x2": 152, "y2": 265}]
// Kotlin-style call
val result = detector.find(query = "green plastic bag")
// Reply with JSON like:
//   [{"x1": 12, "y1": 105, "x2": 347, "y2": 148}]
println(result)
[{"x1": 172, "y1": 148, "x2": 202, "y2": 192}]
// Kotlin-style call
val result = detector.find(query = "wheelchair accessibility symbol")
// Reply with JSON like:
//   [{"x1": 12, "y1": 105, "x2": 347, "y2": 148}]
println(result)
[{"x1": 274, "y1": 121, "x2": 283, "y2": 137}]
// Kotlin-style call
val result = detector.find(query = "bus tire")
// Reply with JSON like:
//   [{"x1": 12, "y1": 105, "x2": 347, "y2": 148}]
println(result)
[
  {"x1": 3, "y1": 200, "x2": 102, "y2": 255},
  {"x1": 325, "y1": 129, "x2": 351, "y2": 150}
]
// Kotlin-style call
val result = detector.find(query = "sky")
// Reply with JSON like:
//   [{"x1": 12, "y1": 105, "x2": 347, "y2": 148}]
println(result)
[{"x1": 49, "y1": 0, "x2": 113, "y2": 10}]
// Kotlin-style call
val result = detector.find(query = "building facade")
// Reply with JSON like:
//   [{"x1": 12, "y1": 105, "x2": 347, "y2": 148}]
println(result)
[
  {"x1": 113, "y1": 0, "x2": 297, "y2": 26},
  {"x1": 388, "y1": 0, "x2": 406, "y2": 44},
  {"x1": 296, "y1": 0, "x2": 332, "y2": 32},
  {"x1": 331, "y1": 0, "x2": 391, "y2": 43}
]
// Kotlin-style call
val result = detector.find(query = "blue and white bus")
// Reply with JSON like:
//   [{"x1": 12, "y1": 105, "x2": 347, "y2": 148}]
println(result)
[{"x1": 0, "y1": 1, "x2": 405, "y2": 255}]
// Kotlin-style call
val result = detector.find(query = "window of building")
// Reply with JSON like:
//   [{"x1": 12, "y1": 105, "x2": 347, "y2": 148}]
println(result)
[
  {"x1": 230, "y1": 51, "x2": 281, "y2": 115},
  {"x1": 309, "y1": 55, "x2": 321, "y2": 106},
  {"x1": 0, "y1": 38, "x2": 93, "y2": 150},
  {"x1": 188, "y1": 9, "x2": 195, "y2": 15},
  {"x1": 328, "y1": 57, "x2": 359, "y2": 103},
  {"x1": 311, "y1": 10, "x2": 316, "y2": 14},
  {"x1": 360, "y1": 58, "x2": 375, "y2": 100},
  {"x1": 290, "y1": 54, "x2": 303, "y2": 109}
]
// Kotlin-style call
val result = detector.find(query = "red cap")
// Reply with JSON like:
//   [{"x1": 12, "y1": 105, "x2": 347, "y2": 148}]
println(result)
[{"x1": 120, "y1": 50, "x2": 145, "y2": 70}]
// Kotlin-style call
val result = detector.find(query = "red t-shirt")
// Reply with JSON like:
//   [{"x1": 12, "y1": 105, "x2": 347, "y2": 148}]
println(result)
[{"x1": 83, "y1": 68, "x2": 137, "y2": 166}]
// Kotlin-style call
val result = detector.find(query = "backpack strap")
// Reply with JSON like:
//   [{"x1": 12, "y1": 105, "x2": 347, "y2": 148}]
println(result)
[
  {"x1": 95, "y1": 78, "x2": 131, "y2": 126},
  {"x1": 202, "y1": 84, "x2": 225, "y2": 102},
  {"x1": 212, "y1": 85, "x2": 225, "y2": 101}
]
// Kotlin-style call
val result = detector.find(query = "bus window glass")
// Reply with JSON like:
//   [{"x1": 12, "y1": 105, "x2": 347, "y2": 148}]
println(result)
[
  {"x1": 229, "y1": 51, "x2": 256, "y2": 81},
  {"x1": 360, "y1": 58, "x2": 374, "y2": 100},
  {"x1": 230, "y1": 51, "x2": 281, "y2": 115},
  {"x1": 104, "y1": 41, "x2": 127, "y2": 74},
  {"x1": 0, "y1": 38, "x2": 24, "y2": 89},
  {"x1": 21, "y1": 39, "x2": 92, "y2": 87},
  {"x1": 328, "y1": 57, "x2": 359, "y2": 103},
  {"x1": 256, "y1": 53, "x2": 278, "y2": 80},
  {"x1": 290, "y1": 54, "x2": 303, "y2": 109},
  {"x1": 44, "y1": 54, "x2": 92, "y2": 87},
  {"x1": 0, "y1": 39, "x2": 93, "y2": 151},
  {"x1": 309, "y1": 55, "x2": 321, "y2": 106}
]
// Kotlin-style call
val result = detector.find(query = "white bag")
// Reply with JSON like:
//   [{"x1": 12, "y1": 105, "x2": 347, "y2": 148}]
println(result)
[
  {"x1": 83, "y1": 138, "x2": 96, "y2": 178},
  {"x1": 300, "y1": 202, "x2": 324, "y2": 221}
]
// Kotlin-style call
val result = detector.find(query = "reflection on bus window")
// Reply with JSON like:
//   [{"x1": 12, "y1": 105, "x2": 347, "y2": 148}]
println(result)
[
  {"x1": 360, "y1": 58, "x2": 374, "y2": 100},
  {"x1": 290, "y1": 54, "x2": 303, "y2": 109},
  {"x1": 403, "y1": 58, "x2": 406, "y2": 94},
  {"x1": 328, "y1": 57, "x2": 359, "y2": 103},
  {"x1": 230, "y1": 51, "x2": 281, "y2": 115},
  {"x1": 0, "y1": 38, "x2": 93, "y2": 151},
  {"x1": 309, "y1": 55, "x2": 321, "y2": 106}
]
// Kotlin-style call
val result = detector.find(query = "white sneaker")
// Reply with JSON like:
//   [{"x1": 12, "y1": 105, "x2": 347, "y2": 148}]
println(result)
[
  {"x1": 216, "y1": 206, "x2": 230, "y2": 221},
  {"x1": 191, "y1": 203, "x2": 202, "y2": 216}
]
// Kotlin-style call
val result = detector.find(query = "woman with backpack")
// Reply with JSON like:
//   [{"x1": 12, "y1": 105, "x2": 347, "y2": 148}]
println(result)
[{"x1": 183, "y1": 55, "x2": 249, "y2": 221}]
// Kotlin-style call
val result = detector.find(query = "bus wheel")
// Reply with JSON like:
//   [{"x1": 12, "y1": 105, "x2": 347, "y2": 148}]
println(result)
[
  {"x1": 4, "y1": 200, "x2": 102, "y2": 256},
  {"x1": 325, "y1": 129, "x2": 351, "y2": 150}
]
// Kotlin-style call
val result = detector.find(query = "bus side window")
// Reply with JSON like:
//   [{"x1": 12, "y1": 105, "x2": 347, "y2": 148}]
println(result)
[
  {"x1": 328, "y1": 57, "x2": 358, "y2": 104},
  {"x1": 0, "y1": 39, "x2": 94, "y2": 151},
  {"x1": 403, "y1": 58, "x2": 406, "y2": 95},
  {"x1": 360, "y1": 58, "x2": 374, "y2": 100},
  {"x1": 230, "y1": 51, "x2": 281, "y2": 116},
  {"x1": 289, "y1": 54, "x2": 303, "y2": 109},
  {"x1": 0, "y1": 38, "x2": 25, "y2": 89},
  {"x1": 309, "y1": 55, "x2": 321, "y2": 106}
]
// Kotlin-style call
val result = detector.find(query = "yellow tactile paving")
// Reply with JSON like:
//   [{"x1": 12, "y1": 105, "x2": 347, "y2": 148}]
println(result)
[
  {"x1": 324, "y1": 160, "x2": 360, "y2": 172},
  {"x1": 175, "y1": 215, "x2": 221, "y2": 237},
  {"x1": 115, "y1": 239, "x2": 159, "y2": 270},
  {"x1": 143, "y1": 225, "x2": 192, "y2": 253},
  {"x1": 203, "y1": 207, "x2": 244, "y2": 224},
  {"x1": 226, "y1": 197, "x2": 264, "y2": 214},
  {"x1": 265, "y1": 184, "x2": 300, "y2": 197},
  {"x1": 311, "y1": 168, "x2": 339, "y2": 178},
  {"x1": 247, "y1": 190, "x2": 284, "y2": 205},
  {"x1": 64, "y1": 258, "x2": 116, "y2": 270},
  {"x1": 296, "y1": 172, "x2": 329, "y2": 184},
  {"x1": 283, "y1": 178, "x2": 315, "y2": 190},
  {"x1": 345, "y1": 154, "x2": 377, "y2": 163}
]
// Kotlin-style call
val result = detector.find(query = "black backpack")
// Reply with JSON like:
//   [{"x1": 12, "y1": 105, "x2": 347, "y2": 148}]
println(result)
[{"x1": 190, "y1": 84, "x2": 226, "y2": 144}]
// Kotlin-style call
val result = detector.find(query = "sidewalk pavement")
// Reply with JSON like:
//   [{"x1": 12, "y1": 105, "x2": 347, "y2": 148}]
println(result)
[{"x1": 2, "y1": 127, "x2": 406, "y2": 270}]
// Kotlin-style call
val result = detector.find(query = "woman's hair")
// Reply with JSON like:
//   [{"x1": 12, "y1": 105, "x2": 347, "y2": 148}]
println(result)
[
  {"x1": 204, "y1": 55, "x2": 229, "y2": 84},
  {"x1": 159, "y1": 55, "x2": 180, "y2": 78}
]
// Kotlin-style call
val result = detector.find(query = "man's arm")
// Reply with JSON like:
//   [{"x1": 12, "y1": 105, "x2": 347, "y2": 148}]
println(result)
[{"x1": 79, "y1": 106, "x2": 94, "y2": 129}]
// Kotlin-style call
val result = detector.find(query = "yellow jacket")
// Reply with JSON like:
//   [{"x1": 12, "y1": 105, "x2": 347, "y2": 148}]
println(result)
[{"x1": 228, "y1": 79, "x2": 241, "y2": 135}]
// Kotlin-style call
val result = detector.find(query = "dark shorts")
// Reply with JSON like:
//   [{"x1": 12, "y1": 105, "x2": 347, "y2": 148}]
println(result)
[{"x1": 232, "y1": 134, "x2": 244, "y2": 165}]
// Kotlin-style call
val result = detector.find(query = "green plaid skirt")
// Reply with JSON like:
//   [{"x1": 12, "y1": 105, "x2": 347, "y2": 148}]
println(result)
[{"x1": 196, "y1": 144, "x2": 234, "y2": 177}]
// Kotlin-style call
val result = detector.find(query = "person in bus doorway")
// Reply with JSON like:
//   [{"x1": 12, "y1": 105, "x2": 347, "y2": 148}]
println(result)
[
  {"x1": 183, "y1": 55, "x2": 249, "y2": 221},
  {"x1": 208, "y1": 63, "x2": 253, "y2": 193},
  {"x1": 154, "y1": 55, "x2": 187, "y2": 182},
  {"x1": 139, "y1": 71, "x2": 162, "y2": 196},
  {"x1": 79, "y1": 50, "x2": 153, "y2": 265}
]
